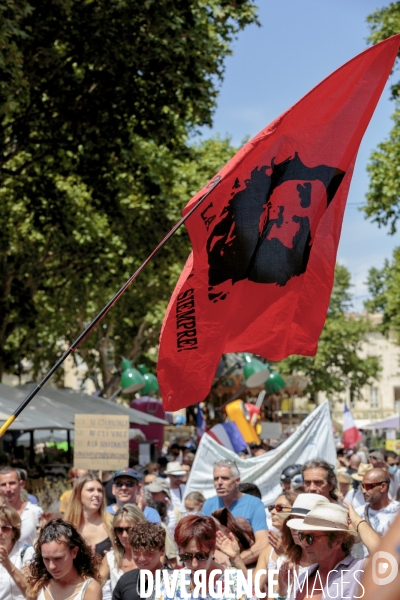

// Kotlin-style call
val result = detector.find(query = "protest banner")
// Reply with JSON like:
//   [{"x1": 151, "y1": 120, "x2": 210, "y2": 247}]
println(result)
[
  {"x1": 184, "y1": 401, "x2": 335, "y2": 505},
  {"x1": 74, "y1": 414, "x2": 129, "y2": 470}
]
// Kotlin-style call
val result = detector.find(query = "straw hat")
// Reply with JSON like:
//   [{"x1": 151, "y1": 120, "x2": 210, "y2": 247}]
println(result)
[
  {"x1": 337, "y1": 471, "x2": 352, "y2": 484},
  {"x1": 287, "y1": 500, "x2": 357, "y2": 535},
  {"x1": 351, "y1": 463, "x2": 373, "y2": 481},
  {"x1": 165, "y1": 461, "x2": 186, "y2": 476},
  {"x1": 288, "y1": 493, "x2": 329, "y2": 517}
]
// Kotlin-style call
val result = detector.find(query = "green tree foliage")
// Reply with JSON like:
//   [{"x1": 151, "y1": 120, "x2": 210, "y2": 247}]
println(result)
[
  {"x1": 278, "y1": 265, "x2": 381, "y2": 399},
  {"x1": 363, "y1": 3, "x2": 400, "y2": 233},
  {"x1": 365, "y1": 247, "x2": 400, "y2": 342},
  {"x1": 362, "y1": 4, "x2": 400, "y2": 349},
  {"x1": 0, "y1": 0, "x2": 258, "y2": 386}
]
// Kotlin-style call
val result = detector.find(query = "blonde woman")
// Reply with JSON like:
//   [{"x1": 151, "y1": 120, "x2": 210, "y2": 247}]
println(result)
[
  {"x1": 184, "y1": 492, "x2": 205, "y2": 516},
  {"x1": 99, "y1": 504, "x2": 145, "y2": 592},
  {"x1": 253, "y1": 490, "x2": 297, "y2": 594},
  {"x1": 0, "y1": 505, "x2": 34, "y2": 600},
  {"x1": 64, "y1": 474, "x2": 112, "y2": 557}
]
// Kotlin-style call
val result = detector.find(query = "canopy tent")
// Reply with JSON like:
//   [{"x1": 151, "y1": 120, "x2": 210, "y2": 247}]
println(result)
[
  {"x1": 0, "y1": 383, "x2": 168, "y2": 427},
  {"x1": 363, "y1": 414, "x2": 400, "y2": 430},
  {"x1": 0, "y1": 394, "x2": 72, "y2": 431}
]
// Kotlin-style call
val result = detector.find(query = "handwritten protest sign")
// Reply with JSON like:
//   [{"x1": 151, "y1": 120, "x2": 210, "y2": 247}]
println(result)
[{"x1": 74, "y1": 414, "x2": 129, "y2": 470}]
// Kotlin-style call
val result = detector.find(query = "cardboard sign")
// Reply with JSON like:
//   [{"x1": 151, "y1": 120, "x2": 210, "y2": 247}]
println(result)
[{"x1": 74, "y1": 414, "x2": 129, "y2": 470}]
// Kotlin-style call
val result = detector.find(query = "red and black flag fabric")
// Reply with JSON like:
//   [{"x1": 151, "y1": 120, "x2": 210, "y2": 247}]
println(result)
[{"x1": 158, "y1": 35, "x2": 400, "y2": 411}]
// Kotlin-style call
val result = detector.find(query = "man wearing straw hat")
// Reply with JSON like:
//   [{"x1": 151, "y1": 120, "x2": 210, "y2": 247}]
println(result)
[{"x1": 276, "y1": 500, "x2": 380, "y2": 599}]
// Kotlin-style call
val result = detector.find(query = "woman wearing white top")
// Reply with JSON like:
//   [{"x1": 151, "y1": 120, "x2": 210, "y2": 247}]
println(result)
[
  {"x1": 99, "y1": 504, "x2": 145, "y2": 591},
  {"x1": 27, "y1": 519, "x2": 101, "y2": 600},
  {"x1": 253, "y1": 490, "x2": 297, "y2": 594},
  {"x1": 0, "y1": 505, "x2": 33, "y2": 600}
]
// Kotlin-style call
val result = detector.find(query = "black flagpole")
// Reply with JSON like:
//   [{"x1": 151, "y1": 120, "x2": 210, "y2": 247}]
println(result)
[{"x1": 0, "y1": 177, "x2": 221, "y2": 437}]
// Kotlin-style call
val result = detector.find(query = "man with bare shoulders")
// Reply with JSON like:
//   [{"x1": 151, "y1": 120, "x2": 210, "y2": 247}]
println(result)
[{"x1": 0, "y1": 467, "x2": 43, "y2": 545}]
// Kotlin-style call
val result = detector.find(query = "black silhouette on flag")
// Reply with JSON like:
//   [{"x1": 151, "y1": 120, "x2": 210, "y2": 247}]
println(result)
[{"x1": 206, "y1": 153, "x2": 345, "y2": 301}]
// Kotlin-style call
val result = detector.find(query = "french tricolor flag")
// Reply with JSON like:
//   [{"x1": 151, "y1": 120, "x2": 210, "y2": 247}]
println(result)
[
  {"x1": 343, "y1": 402, "x2": 362, "y2": 449},
  {"x1": 207, "y1": 422, "x2": 247, "y2": 453}
]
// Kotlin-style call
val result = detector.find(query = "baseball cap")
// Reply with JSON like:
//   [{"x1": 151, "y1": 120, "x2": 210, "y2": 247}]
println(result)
[
  {"x1": 113, "y1": 467, "x2": 141, "y2": 482},
  {"x1": 369, "y1": 451, "x2": 384, "y2": 461}
]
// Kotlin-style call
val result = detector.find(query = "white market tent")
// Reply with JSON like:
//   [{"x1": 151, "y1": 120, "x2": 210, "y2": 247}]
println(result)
[{"x1": 363, "y1": 414, "x2": 400, "y2": 430}]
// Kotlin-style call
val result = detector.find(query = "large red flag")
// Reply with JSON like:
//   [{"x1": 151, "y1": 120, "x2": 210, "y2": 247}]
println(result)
[{"x1": 158, "y1": 35, "x2": 400, "y2": 411}]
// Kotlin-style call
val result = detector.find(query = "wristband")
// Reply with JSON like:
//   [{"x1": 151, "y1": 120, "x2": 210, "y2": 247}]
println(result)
[{"x1": 356, "y1": 519, "x2": 366, "y2": 533}]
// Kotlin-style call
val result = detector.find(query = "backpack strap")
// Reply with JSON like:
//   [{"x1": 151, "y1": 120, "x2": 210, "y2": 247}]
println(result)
[
  {"x1": 364, "y1": 504, "x2": 372, "y2": 528},
  {"x1": 20, "y1": 544, "x2": 31, "y2": 562}
]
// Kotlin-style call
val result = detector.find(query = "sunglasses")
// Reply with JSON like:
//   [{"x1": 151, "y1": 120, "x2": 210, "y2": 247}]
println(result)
[
  {"x1": 114, "y1": 526, "x2": 133, "y2": 535},
  {"x1": 115, "y1": 481, "x2": 136, "y2": 488},
  {"x1": 361, "y1": 481, "x2": 386, "y2": 491},
  {"x1": 268, "y1": 504, "x2": 292, "y2": 513},
  {"x1": 0, "y1": 525, "x2": 12, "y2": 533},
  {"x1": 298, "y1": 532, "x2": 329, "y2": 546},
  {"x1": 179, "y1": 552, "x2": 210, "y2": 563}
]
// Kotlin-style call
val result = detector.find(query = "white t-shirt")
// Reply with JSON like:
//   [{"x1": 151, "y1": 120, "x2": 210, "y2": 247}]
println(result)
[
  {"x1": 355, "y1": 500, "x2": 400, "y2": 556},
  {"x1": 0, "y1": 540, "x2": 34, "y2": 600},
  {"x1": 344, "y1": 487, "x2": 365, "y2": 509},
  {"x1": 168, "y1": 484, "x2": 186, "y2": 509},
  {"x1": 20, "y1": 501, "x2": 43, "y2": 545},
  {"x1": 105, "y1": 551, "x2": 123, "y2": 592}
]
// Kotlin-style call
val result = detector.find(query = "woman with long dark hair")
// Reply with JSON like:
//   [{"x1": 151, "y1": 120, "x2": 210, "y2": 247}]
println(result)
[{"x1": 27, "y1": 519, "x2": 101, "y2": 600}]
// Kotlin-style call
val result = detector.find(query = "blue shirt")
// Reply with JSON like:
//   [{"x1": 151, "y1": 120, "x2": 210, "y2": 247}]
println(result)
[
  {"x1": 106, "y1": 504, "x2": 161, "y2": 524},
  {"x1": 202, "y1": 493, "x2": 268, "y2": 532}
]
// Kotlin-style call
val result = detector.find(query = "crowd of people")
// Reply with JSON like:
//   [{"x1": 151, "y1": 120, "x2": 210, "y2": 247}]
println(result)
[{"x1": 0, "y1": 442, "x2": 399, "y2": 599}]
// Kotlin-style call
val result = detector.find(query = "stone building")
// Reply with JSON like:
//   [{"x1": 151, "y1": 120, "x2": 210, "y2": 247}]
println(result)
[{"x1": 323, "y1": 325, "x2": 400, "y2": 428}]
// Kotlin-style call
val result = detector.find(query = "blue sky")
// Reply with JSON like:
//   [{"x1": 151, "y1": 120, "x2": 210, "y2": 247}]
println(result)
[{"x1": 199, "y1": 0, "x2": 399, "y2": 310}]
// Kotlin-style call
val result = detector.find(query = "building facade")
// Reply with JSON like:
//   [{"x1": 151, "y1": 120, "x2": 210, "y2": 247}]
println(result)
[{"x1": 324, "y1": 328, "x2": 400, "y2": 428}]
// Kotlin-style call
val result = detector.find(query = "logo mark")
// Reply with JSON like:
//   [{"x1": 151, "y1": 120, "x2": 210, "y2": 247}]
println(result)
[{"x1": 372, "y1": 551, "x2": 398, "y2": 585}]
